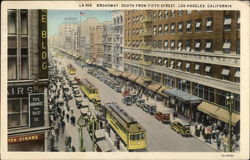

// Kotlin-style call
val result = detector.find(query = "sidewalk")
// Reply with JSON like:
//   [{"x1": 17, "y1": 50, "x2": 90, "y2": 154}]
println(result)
[{"x1": 104, "y1": 128, "x2": 127, "y2": 152}]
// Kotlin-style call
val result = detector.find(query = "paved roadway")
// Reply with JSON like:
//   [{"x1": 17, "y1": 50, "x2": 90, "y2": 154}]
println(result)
[{"x1": 56, "y1": 55, "x2": 215, "y2": 152}]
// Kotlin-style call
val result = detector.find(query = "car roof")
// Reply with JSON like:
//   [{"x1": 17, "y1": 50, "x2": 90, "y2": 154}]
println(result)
[{"x1": 173, "y1": 120, "x2": 190, "y2": 126}]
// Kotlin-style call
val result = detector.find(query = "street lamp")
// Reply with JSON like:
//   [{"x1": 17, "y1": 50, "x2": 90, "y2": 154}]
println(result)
[
  {"x1": 226, "y1": 93, "x2": 234, "y2": 152},
  {"x1": 89, "y1": 115, "x2": 98, "y2": 152}
]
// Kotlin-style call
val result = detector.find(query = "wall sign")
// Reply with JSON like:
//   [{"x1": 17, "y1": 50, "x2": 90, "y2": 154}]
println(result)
[
  {"x1": 29, "y1": 93, "x2": 44, "y2": 127},
  {"x1": 8, "y1": 133, "x2": 44, "y2": 144},
  {"x1": 39, "y1": 9, "x2": 48, "y2": 79},
  {"x1": 8, "y1": 85, "x2": 34, "y2": 98}
]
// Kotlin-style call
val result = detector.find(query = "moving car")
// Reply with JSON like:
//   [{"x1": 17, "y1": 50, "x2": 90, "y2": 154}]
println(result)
[
  {"x1": 171, "y1": 120, "x2": 191, "y2": 137},
  {"x1": 142, "y1": 102, "x2": 157, "y2": 115}
]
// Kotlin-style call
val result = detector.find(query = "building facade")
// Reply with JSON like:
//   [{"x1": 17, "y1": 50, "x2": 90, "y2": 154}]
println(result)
[
  {"x1": 7, "y1": 9, "x2": 49, "y2": 151},
  {"x1": 111, "y1": 10, "x2": 124, "y2": 71},
  {"x1": 89, "y1": 25, "x2": 104, "y2": 63},
  {"x1": 123, "y1": 10, "x2": 240, "y2": 127},
  {"x1": 103, "y1": 23, "x2": 113, "y2": 68}
]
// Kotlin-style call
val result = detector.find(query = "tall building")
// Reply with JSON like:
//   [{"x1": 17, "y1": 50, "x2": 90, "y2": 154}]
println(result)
[
  {"x1": 103, "y1": 23, "x2": 113, "y2": 68},
  {"x1": 111, "y1": 10, "x2": 124, "y2": 71},
  {"x1": 124, "y1": 10, "x2": 240, "y2": 128},
  {"x1": 89, "y1": 25, "x2": 104, "y2": 63},
  {"x1": 7, "y1": 9, "x2": 49, "y2": 151}
]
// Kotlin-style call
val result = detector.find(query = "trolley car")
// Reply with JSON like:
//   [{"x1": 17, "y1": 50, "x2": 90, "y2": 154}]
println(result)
[
  {"x1": 104, "y1": 103, "x2": 147, "y2": 151},
  {"x1": 79, "y1": 79, "x2": 101, "y2": 104},
  {"x1": 67, "y1": 64, "x2": 76, "y2": 75}
]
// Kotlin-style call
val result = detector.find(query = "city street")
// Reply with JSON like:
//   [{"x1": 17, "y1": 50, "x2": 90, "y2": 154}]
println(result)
[{"x1": 53, "y1": 53, "x2": 216, "y2": 152}]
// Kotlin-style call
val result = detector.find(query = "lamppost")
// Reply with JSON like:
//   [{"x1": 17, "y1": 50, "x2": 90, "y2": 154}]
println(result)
[
  {"x1": 77, "y1": 116, "x2": 86, "y2": 152},
  {"x1": 88, "y1": 115, "x2": 98, "y2": 151},
  {"x1": 226, "y1": 93, "x2": 234, "y2": 152}
]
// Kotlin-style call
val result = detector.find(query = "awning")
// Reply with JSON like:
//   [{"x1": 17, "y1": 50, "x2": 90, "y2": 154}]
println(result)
[
  {"x1": 121, "y1": 72, "x2": 131, "y2": 78},
  {"x1": 128, "y1": 74, "x2": 139, "y2": 81},
  {"x1": 108, "y1": 68, "x2": 122, "y2": 77},
  {"x1": 157, "y1": 85, "x2": 171, "y2": 96},
  {"x1": 234, "y1": 71, "x2": 240, "y2": 78},
  {"x1": 198, "y1": 102, "x2": 240, "y2": 126},
  {"x1": 147, "y1": 82, "x2": 162, "y2": 92},
  {"x1": 135, "y1": 77, "x2": 147, "y2": 87},
  {"x1": 164, "y1": 89, "x2": 202, "y2": 103},
  {"x1": 221, "y1": 68, "x2": 230, "y2": 76}
]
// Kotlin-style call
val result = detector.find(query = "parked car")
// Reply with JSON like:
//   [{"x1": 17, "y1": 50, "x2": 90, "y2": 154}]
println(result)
[
  {"x1": 155, "y1": 110, "x2": 171, "y2": 124},
  {"x1": 171, "y1": 120, "x2": 192, "y2": 137},
  {"x1": 94, "y1": 129, "x2": 112, "y2": 152},
  {"x1": 142, "y1": 102, "x2": 157, "y2": 115},
  {"x1": 135, "y1": 98, "x2": 145, "y2": 108},
  {"x1": 122, "y1": 96, "x2": 132, "y2": 106}
]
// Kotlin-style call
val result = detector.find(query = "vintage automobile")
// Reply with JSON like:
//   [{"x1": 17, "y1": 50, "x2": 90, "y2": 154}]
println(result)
[
  {"x1": 73, "y1": 88, "x2": 80, "y2": 95},
  {"x1": 114, "y1": 85, "x2": 122, "y2": 93},
  {"x1": 130, "y1": 94, "x2": 138, "y2": 103},
  {"x1": 78, "y1": 101, "x2": 89, "y2": 109},
  {"x1": 142, "y1": 103, "x2": 157, "y2": 115},
  {"x1": 122, "y1": 96, "x2": 132, "y2": 106},
  {"x1": 171, "y1": 120, "x2": 192, "y2": 137},
  {"x1": 94, "y1": 129, "x2": 112, "y2": 152},
  {"x1": 135, "y1": 98, "x2": 145, "y2": 108},
  {"x1": 154, "y1": 110, "x2": 171, "y2": 124}
]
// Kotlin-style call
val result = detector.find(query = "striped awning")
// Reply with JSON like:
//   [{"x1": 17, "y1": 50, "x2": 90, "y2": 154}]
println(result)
[
  {"x1": 147, "y1": 82, "x2": 162, "y2": 92},
  {"x1": 108, "y1": 68, "x2": 122, "y2": 77},
  {"x1": 128, "y1": 74, "x2": 139, "y2": 81},
  {"x1": 121, "y1": 72, "x2": 131, "y2": 78}
]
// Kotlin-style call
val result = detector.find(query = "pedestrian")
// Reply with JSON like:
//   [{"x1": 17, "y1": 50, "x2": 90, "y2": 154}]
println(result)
[
  {"x1": 71, "y1": 146, "x2": 76, "y2": 152},
  {"x1": 217, "y1": 138, "x2": 221, "y2": 151},
  {"x1": 222, "y1": 135, "x2": 227, "y2": 152},
  {"x1": 55, "y1": 128, "x2": 59, "y2": 141},
  {"x1": 66, "y1": 114, "x2": 69, "y2": 122},
  {"x1": 61, "y1": 120, "x2": 66, "y2": 133}
]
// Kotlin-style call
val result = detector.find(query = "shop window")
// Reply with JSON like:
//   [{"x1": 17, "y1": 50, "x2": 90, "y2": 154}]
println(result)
[
  {"x1": 164, "y1": 24, "x2": 169, "y2": 34},
  {"x1": 223, "y1": 40, "x2": 231, "y2": 53},
  {"x1": 177, "y1": 40, "x2": 182, "y2": 51},
  {"x1": 195, "y1": 40, "x2": 201, "y2": 52},
  {"x1": 195, "y1": 19, "x2": 202, "y2": 32},
  {"x1": 185, "y1": 39, "x2": 191, "y2": 52},
  {"x1": 224, "y1": 15, "x2": 232, "y2": 31},
  {"x1": 171, "y1": 23, "x2": 175, "y2": 34},
  {"x1": 221, "y1": 67, "x2": 230, "y2": 80},
  {"x1": 164, "y1": 40, "x2": 168, "y2": 49},
  {"x1": 236, "y1": 39, "x2": 240, "y2": 54},
  {"x1": 186, "y1": 21, "x2": 192, "y2": 33},
  {"x1": 170, "y1": 40, "x2": 175, "y2": 50},
  {"x1": 205, "y1": 40, "x2": 213, "y2": 52},
  {"x1": 20, "y1": 10, "x2": 28, "y2": 35},
  {"x1": 178, "y1": 22, "x2": 183, "y2": 33},
  {"x1": 8, "y1": 10, "x2": 16, "y2": 34},
  {"x1": 205, "y1": 17, "x2": 213, "y2": 32},
  {"x1": 234, "y1": 68, "x2": 240, "y2": 83}
]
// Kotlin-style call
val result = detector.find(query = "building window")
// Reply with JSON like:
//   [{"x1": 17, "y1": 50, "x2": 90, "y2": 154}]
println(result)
[
  {"x1": 158, "y1": 40, "x2": 162, "y2": 49},
  {"x1": 21, "y1": 48, "x2": 29, "y2": 79},
  {"x1": 157, "y1": 58, "x2": 162, "y2": 66},
  {"x1": 186, "y1": 63, "x2": 190, "y2": 72},
  {"x1": 158, "y1": 11, "x2": 163, "y2": 19},
  {"x1": 237, "y1": 15, "x2": 240, "y2": 29},
  {"x1": 164, "y1": 40, "x2": 168, "y2": 49},
  {"x1": 195, "y1": 63, "x2": 200, "y2": 74},
  {"x1": 223, "y1": 40, "x2": 231, "y2": 53},
  {"x1": 171, "y1": 10, "x2": 175, "y2": 17},
  {"x1": 224, "y1": 15, "x2": 232, "y2": 31},
  {"x1": 163, "y1": 74, "x2": 174, "y2": 87},
  {"x1": 164, "y1": 10, "x2": 168, "y2": 18},
  {"x1": 234, "y1": 68, "x2": 240, "y2": 83},
  {"x1": 171, "y1": 23, "x2": 175, "y2": 34},
  {"x1": 8, "y1": 10, "x2": 16, "y2": 34},
  {"x1": 164, "y1": 24, "x2": 169, "y2": 34},
  {"x1": 152, "y1": 72, "x2": 161, "y2": 83},
  {"x1": 177, "y1": 40, "x2": 182, "y2": 51},
  {"x1": 153, "y1": 40, "x2": 157, "y2": 48},
  {"x1": 170, "y1": 40, "x2": 175, "y2": 50},
  {"x1": 164, "y1": 58, "x2": 168, "y2": 67},
  {"x1": 205, "y1": 65, "x2": 212, "y2": 76},
  {"x1": 221, "y1": 67, "x2": 230, "y2": 80},
  {"x1": 195, "y1": 40, "x2": 201, "y2": 52},
  {"x1": 195, "y1": 19, "x2": 202, "y2": 32},
  {"x1": 178, "y1": 10, "x2": 183, "y2": 16},
  {"x1": 237, "y1": 39, "x2": 240, "y2": 54},
  {"x1": 20, "y1": 10, "x2": 28, "y2": 35},
  {"x1": 205, "y1": 40, "x2": 213, "y2": 52},
  {"x1": 170, "y1": 60, "x2": 175, "y2": 69},
  {"x1": 153, "y1": 26, "x2": 157, "y2": 35},
  {"x1": 187, "y1": 10, "x2": 192, "y2": 14},
  {"x1": 177, "y1": 61, "x2": 182, "y2": 70},
  {"x1": 153, "y1": 11, "x2": 157, "y2": 20},
  {"x1": 205, "y1": 17, "x2": 213, "y2": 32},
  {"x1": 8, "y1": 99, "x2": 29, "y2": 128},
  {"x1": 8, "y1": 49, "x2": 17, "y2": 80},
  {"x1": 178, "y1": 22, "x2": 183, "y2": 33},
  {"x1": 185, "y1": 39, "x2": 191, "y2": 51},
  {"x1": 158, "y1": 25, "x2": 163, "y2": 34},
  {"x1": 186, "y1": 21, "x2": 192, "y2": 33}
]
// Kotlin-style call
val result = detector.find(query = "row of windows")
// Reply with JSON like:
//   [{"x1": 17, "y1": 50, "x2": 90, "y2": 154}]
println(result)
[
  {"x1": 125, "y1": 54, "x2": 240, "y2": 83},
  {"x1": 113, "y1": 15, "x2": 123, "y2": 25},
  {"x1": 126, "y1": 39, "x2": 240, "y2": 54},
  {"x1": 8, "y1": 9, "x2": 28, "y2": 35}
]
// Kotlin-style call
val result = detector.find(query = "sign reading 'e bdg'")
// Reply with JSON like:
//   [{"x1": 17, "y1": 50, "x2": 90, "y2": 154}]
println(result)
[{"x1": 29, "y1": 93, "x2": 44, "y2": 127}]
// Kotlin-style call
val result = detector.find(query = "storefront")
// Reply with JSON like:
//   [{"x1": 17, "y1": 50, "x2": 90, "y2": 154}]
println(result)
[
  {"x1": 8, "y1": 132, "x2": 45, "y2": 151},
  {"x1": 164, "y1": 89, "x2": 202, "y2": 120},
  {"x1": 146, "y1": 82, "x2": 162, "y2": 99}
]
